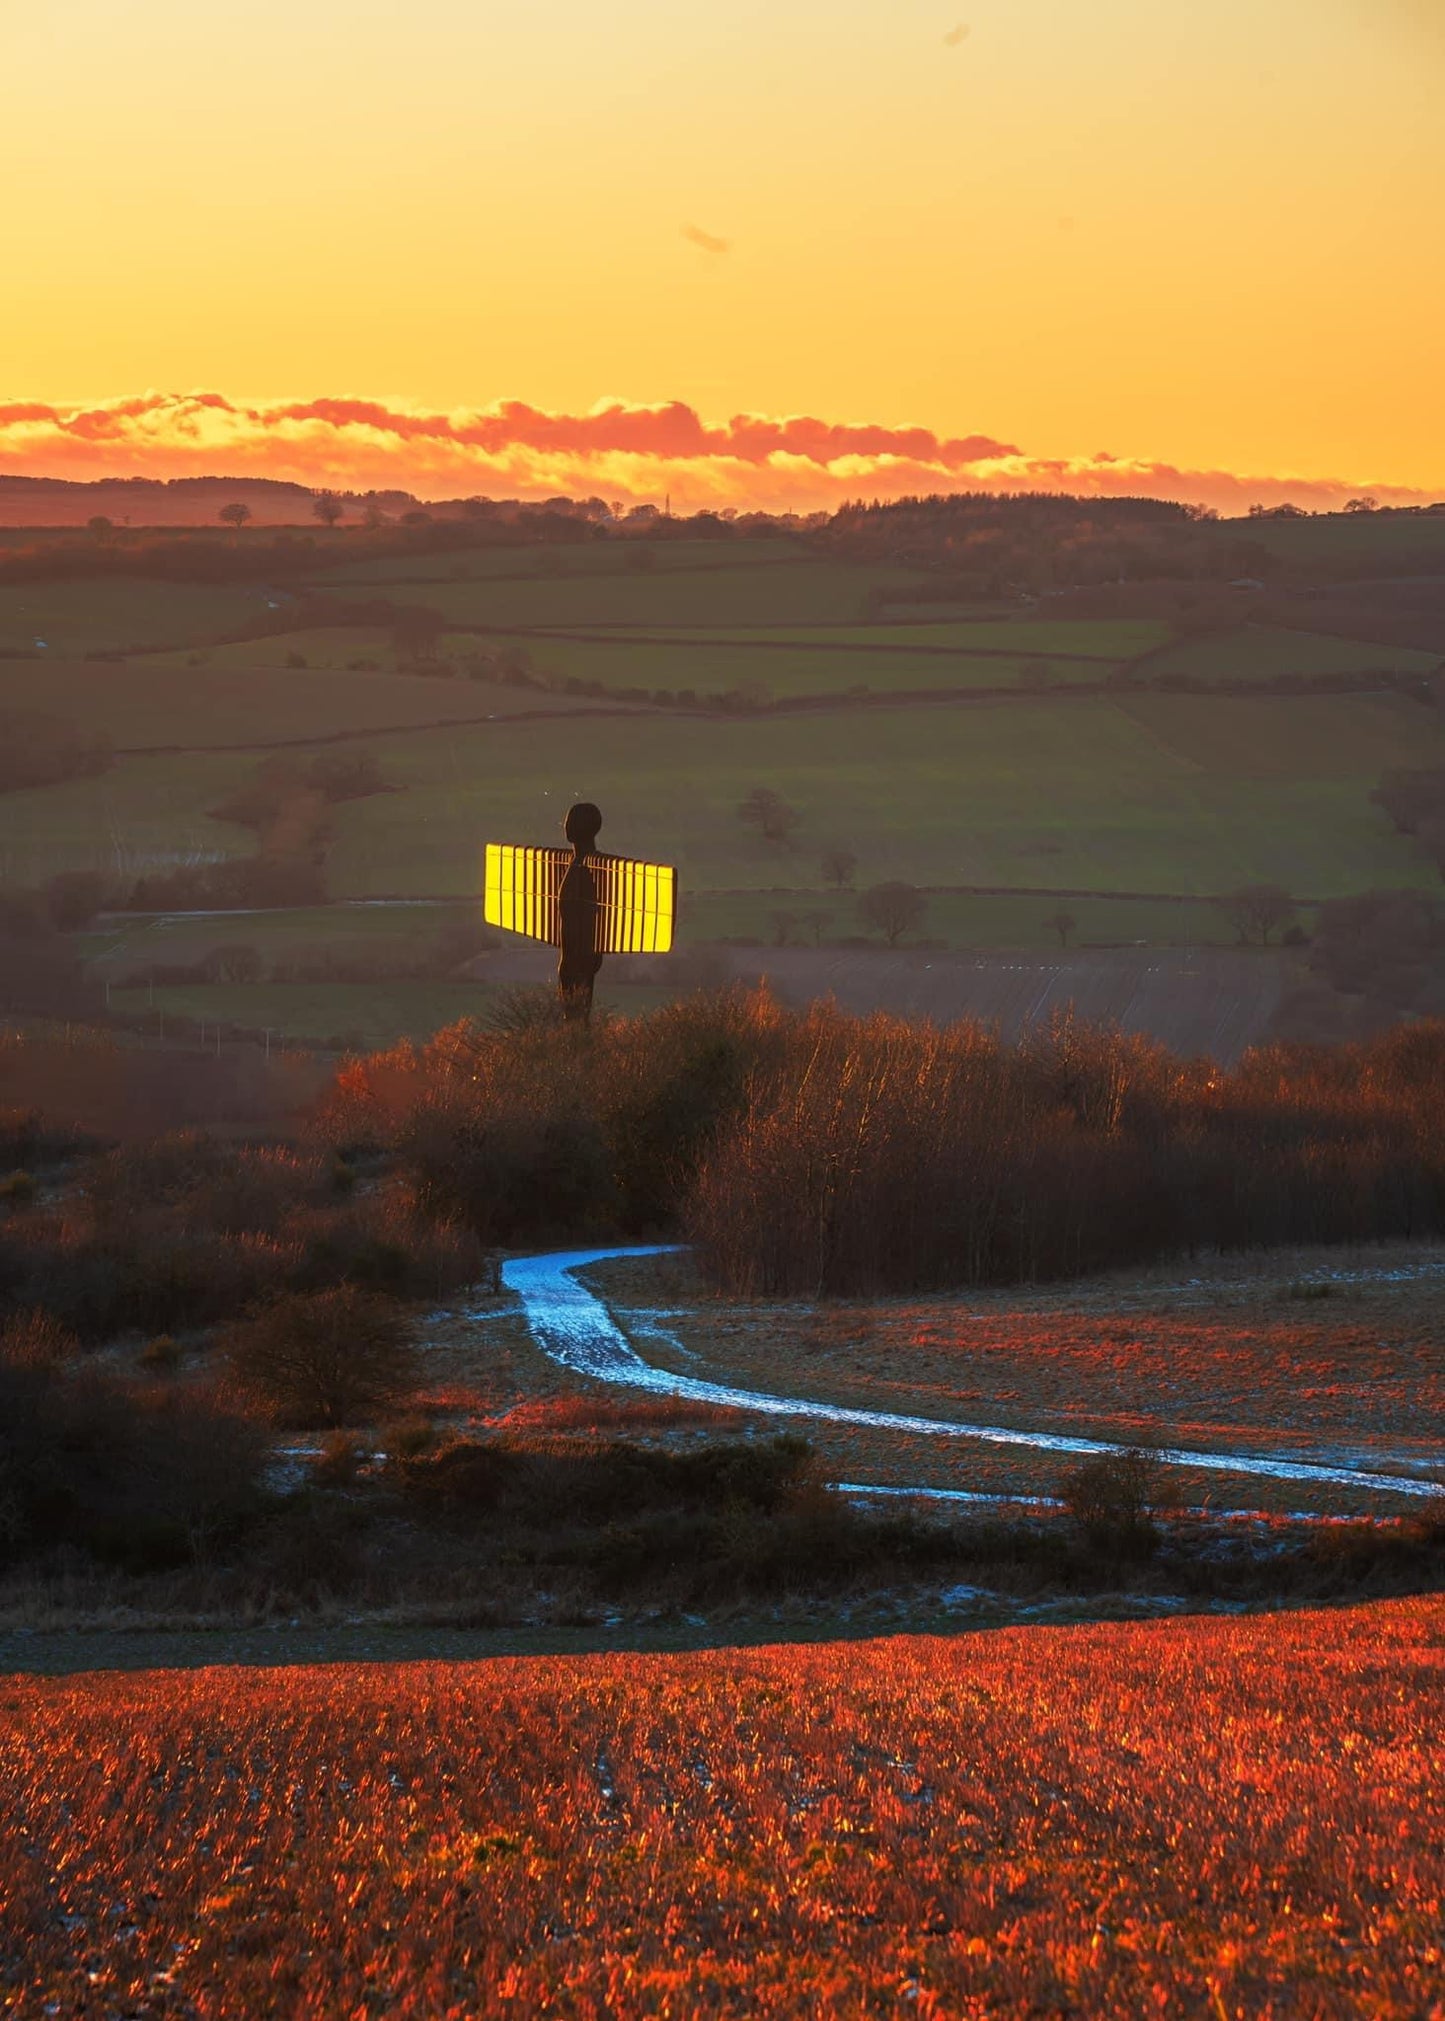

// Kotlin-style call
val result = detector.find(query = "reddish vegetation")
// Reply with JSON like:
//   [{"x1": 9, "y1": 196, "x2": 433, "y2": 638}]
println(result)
[
  {"x1": 489, "y1": 1393, "x2": 742, "y2": 1435},
  {"x1": 4, "y1": 1600, "x2": 1442, "y2": 2016},
  {"x1": 699, "y1": 1299, "x2": 1445, "y2": 1457}
]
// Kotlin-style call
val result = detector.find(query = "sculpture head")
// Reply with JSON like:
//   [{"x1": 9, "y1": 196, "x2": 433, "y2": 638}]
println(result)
[{"x1": 564, "y1": 801, "x2": 602, "y2": 854}]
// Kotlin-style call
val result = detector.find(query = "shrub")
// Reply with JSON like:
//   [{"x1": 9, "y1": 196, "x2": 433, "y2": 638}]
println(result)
[
  {"x1": 1058, "y1": 1448, "x2": 1162, "y2": 1555},
  {"x1": 0, "y1": 1356, "x2": 264, "y2": 1569},
  {"x1": 311, "y1": 1430, "x2": 369, "y2": 1486},
  {"x1": 381, "y1": 1414, "x2": 437, "y2": 1459},
  {"x1": 227, "y1": 1285, "x2": 420, "y2": 1428},
  {"x1": 138, "y1": 1334, "x2": 183, "y2": 1372}
]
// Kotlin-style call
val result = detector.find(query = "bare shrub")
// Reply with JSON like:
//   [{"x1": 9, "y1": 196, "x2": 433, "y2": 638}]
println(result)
[
  {"x1": 0, "y1": 1357, "x2": 264, "y2": 1569},
  {"x1": 227, "y1": 1286, "x2": 420, "y2": 1428},
  {"x1": 1058, "y1": 1448, "x2": 1162, "y2": 1554}
]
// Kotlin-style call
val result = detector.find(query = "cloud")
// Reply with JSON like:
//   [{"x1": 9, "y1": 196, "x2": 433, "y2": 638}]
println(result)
[
  {"x1": 681, "y1": 223, "x2": 730, "y2": 255},
  {"x1": 0, "y1": 391, "x2": 1439, "y2": 517}
]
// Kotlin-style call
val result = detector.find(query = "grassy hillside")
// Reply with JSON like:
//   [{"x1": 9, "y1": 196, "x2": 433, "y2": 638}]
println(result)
[
  {"x1": 0, "y1": 578, "x2": 283, "y2": 655},
  {"x1": 1137, "y1": 622, "x2": 1441, "y2": 685},
  {"x1": 314, "y1": 693, "x2": 1443, "y2": 900},
  {"x1": 0, "y1": 655, "x2": 610, "y2": 749},
  {"x1": 4, "y1": 691, "x2": 1437, "y2": 897},
  {"x1": 1225, "y1": 508, "x2": 1445, "y2": 567},
  {"x1": 363, "y1": 560, "x2": 923, "y2": 630},
  {"x1": 310, "y1": 534, "x2": 811, "y2": 585}
]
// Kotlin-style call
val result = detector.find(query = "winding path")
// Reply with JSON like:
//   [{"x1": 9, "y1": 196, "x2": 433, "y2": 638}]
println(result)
[{"x1": 500, "y1": 1247, "x2": 1445, "y2": 1504}]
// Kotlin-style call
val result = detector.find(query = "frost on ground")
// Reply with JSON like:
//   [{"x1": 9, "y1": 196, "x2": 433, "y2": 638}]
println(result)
[{"x1": 499, "y1": 1248, "x2": 1445, "y2": 1508}]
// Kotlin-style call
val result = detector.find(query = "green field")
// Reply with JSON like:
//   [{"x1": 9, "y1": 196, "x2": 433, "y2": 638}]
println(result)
[
  {"x1": 0, "y1": 579, "x2": 285, "y2": 655},
  {"x1": 677, "y1": 618, "x2": 1171, "y2": 657},
  {"x1": 513, "y1": 634, "x2": 1109, "y2": 702},
  {"x1": 133, "y1": 627, "x2": 389, "y2": 672},
  {"x1": 6, "y1": 691, "x2": 1438, "y2": 900},
  {"x1": 309, "y1": 535, "x2": 811, "y2": 586},
  {"x1": 0, "y1": 654, "x2": 605, "y2": 751},
  {"x1": 1221, "y1": 509, "x2": 1445, "y2": 567},
  {"x1": 1139, "y1": 623, "x2": 1441, "y2": 685},
  {"x1": 501, "y1": 615, "x2": 1171, "y2": 703},
  {"x1": 316, "y1": 692, "x2": 1441, "y2": 900},
  {"x1": 80, "y1": 900, "x2": 480, "y2": 974},
  {"x1": 353, "y1": 561, "x2": 923, "y2": 631},
  {"x1": 109, "y1": 976, "x2": 671, "y2": 1047}
]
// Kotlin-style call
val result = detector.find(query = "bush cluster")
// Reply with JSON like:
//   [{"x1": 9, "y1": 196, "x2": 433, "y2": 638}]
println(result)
[
  {"x1": 0, "y1": 1350, "x2": 263, "y2": 1572},
  {"x1": 327, "y1": 990, "x2": 1445, "y2": 1296},
  {"x1": 0, "y1": 1132, "x2": 481, "y2": 1341}
]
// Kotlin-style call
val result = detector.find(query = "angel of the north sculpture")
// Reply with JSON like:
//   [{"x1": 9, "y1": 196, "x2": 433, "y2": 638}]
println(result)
[{"x1": 484, "y1": 801, "x2": 676, "y2": 1021}]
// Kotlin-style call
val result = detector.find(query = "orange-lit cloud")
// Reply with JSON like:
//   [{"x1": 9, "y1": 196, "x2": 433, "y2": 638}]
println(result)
[
  {"x1": 681, "y1": 224, "x2": 731, "y2": 255},
  {"x1": 1, "y1": 393, "x2": 1439, "y2": 517}
]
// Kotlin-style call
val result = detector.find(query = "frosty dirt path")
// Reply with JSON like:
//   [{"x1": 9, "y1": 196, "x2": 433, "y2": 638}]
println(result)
[{"x1": 500, "y1": 1246, "x2": 1445, "y2": 1503}]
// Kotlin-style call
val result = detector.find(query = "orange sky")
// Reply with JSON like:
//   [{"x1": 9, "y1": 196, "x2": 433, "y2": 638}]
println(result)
[{"x1": 2, "y1": 0, "x2": 1442, "y2": 510}]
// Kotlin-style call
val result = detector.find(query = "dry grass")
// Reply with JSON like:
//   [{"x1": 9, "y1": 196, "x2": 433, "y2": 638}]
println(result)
[{"x1": 3, "y1": 1598, "x2": 1442, "y2": 2016}]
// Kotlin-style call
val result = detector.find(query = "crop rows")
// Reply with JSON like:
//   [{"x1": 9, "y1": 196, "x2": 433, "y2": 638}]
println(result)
[{"x1": 3, "y1": 1599, "x2": 1442, "y2": 2016}]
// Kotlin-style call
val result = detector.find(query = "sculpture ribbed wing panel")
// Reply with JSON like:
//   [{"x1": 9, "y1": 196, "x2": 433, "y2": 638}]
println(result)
[
  {"x1": 484, "y1": 843, "x2": 676, "y2": 954},
  {"x1": 594, "y1": 855, "x2": 676, "y2": 954},
  {"x1": 483, "y1": 843, "x2": 568, "y2": 947}
]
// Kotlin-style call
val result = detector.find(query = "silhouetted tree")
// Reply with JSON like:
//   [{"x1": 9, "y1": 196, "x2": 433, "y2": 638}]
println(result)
[
  {"x1": 739, "y1": 787, "x2": 799, "y2": 846},
  {"x1": 86, "y1": 515, "x2": 113, "y2": 543},
  {"x1": 859, "y1": 881, "x2": 926, "y2": 946},
  {"x1": 1046, "y1": 908, "x2": 1077, "y2": 949},
  {"x1": 1219, "y1": 884, "x2": 1296, "y2": 946},
  {"x1": 312, "y1": 492, "x2": 345, "y2": 528},
  {"x1": 820, "y1": 847, "x2": 858, "y2": 889},
  {"x1": 219, "y1": 503, "x2": 252, "y2": 532},
  {"x1": 226, "y1": 1286, "x2": 418, "y2": 1428}
]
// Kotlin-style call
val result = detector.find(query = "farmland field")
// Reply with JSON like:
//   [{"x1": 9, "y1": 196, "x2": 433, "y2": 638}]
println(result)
[
  {"x1": 0, "y1": 578, "x2": 282, "y2": 655},
  {"x1": 352, "y1": 559, "x2": 925, "y2": 630},
  {"x1": 1137, "y1": 622, "x2": 1441, "y2": 685},
  {"x1": 108, "y1": 976, "x2": 672, "y2": 1047},
  {"x1": 670, "y1": 618, "x2": 1171, "y2": 657},
  {"x1": 4, "y1": 691, "x2": 1438, "y2": 896},
  {"x1": 0, "y1": 654, "x2": 604, "y2": 751},
  {"x1": 683, "y1": 887, "x2": 1283, "y2": 949},
  {"x1": 315, "y1": 693, "x2": 1443, "y2": 899},
  {"x1": 1222, "y1": 508, "x2": 1445, "y2": 566},
  {"x1": 586, "y1": 1246, "x2": 1445, "y2": 1514},
  {"x1": 515, "y1": 632, "x2": 1111, "y2": 701},
  {"x1": 3, "y1": 1599, "x2": 1442, "y2": 2016},
  {"x1": 311, "y1": 534, "x2": 813, "y2": 585}
]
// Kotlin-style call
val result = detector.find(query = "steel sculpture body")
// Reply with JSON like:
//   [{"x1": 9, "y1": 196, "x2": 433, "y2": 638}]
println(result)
[{"x1": 483, "y1": 801, "x2": 676, "y2": 1020}]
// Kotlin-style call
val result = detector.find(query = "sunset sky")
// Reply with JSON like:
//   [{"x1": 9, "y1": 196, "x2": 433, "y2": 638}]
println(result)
[{"x1": 3, "y1": 0, "x2": 1442, "y2": 510}]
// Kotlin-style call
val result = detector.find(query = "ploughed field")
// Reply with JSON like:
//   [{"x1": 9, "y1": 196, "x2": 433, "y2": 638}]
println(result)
[{"x1": 3, "y1": 1598, "x2": 1441, "y2": 2017}]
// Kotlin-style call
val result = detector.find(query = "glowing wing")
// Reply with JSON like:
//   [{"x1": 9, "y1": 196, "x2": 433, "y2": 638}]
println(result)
[
  {"x1": 483, "y1": 843, "x2": 568, "y2": 947},
  {"x1": 594, "y1": 856, "x2": 676, "y2": 954},
  {"x1": 484, "y1": 844, "x2": 676, "y2": 954}
]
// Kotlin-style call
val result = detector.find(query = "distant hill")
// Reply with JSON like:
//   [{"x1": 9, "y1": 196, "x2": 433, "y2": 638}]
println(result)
[{"x1": 0, "y1": 475, "x2": 428, "y2": 528}]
